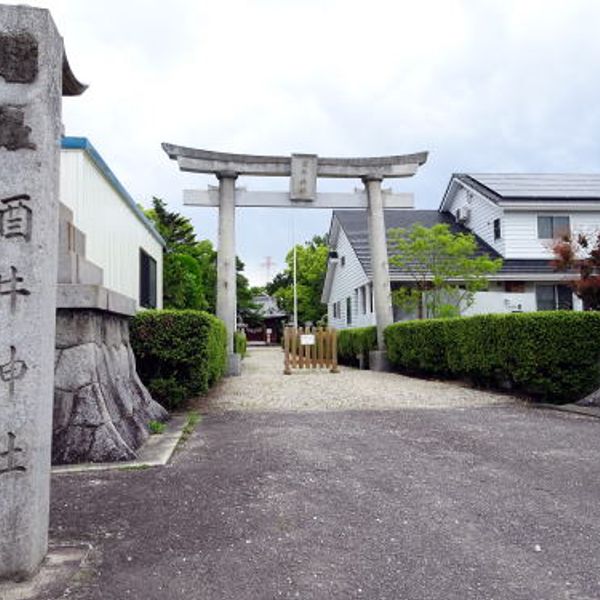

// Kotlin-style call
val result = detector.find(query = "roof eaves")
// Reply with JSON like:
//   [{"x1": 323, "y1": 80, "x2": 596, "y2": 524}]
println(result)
[
  {"x1": 61, "y1": 137, "x2": 167, "y2": 248},
  {"x1": 439, "y1": 173, "x2": 462, "y2": 212},
  {"x1": 456, "y1": 174, "x2": 503, "y2": 204}
]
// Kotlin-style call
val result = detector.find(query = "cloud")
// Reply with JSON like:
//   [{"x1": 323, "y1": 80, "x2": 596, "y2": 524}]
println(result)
[{"x1": 13, "y1": 0, "x2": 600, "y2": 284}]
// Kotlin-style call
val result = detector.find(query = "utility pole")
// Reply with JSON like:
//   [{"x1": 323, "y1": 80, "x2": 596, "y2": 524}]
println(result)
[
  {"x1": 292, "y1": 216, "x2": 298, "y2": 328},
  {"x1": 261, "y1": 256, "x2": 275, "y2": 284}
]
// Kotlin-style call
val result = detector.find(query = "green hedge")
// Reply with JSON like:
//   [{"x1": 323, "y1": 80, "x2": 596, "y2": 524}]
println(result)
[
  {"x1": 234, "y1": 331, "x2": 247, "y2": 357},
  {"x1": 131, "y1": 309, "x2": 227, "y2": 410},
  {"x1": 338, "y1": 326, "x2": 378, "y2": 367},
  {"x1": 385, "y1": 311, "x2": 600, "y2": 403}
]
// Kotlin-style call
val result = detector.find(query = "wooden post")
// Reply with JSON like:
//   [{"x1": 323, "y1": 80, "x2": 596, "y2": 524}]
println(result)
[
  {"x1": 291, "y1": 327, "x2": 297, "y2": 369},
  {"x1": 283, "y1": 327, "x2": 291, "y2": 375},
  {"x1": 330, "y1": 328, "x2": 339, "y2": 373},
  {"x1": 317, "y1": 327, "x2": 324, "y2": 369}
]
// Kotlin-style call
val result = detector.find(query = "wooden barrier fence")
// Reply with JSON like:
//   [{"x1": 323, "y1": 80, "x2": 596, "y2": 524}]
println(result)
[{"x1": 283, "y1": 327, "x2": 339, "y2": 375}]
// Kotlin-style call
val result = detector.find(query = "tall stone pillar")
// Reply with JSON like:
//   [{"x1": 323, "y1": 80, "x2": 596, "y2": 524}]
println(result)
[
  {"x1": 364, "y1": 176, "x2": 394, "y2": 358},
  {"x1": 216, "y1": 172, "x2": 240, "y2": 375},
  {"x1": 0, "y1": 6, "x2": 83, "y2": 579}
]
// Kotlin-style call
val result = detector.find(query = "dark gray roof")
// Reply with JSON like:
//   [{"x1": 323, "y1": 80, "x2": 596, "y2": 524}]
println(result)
[
  {"x1": 454, "y1": 173, "x2": 600, "y2": 202},
  {"x1": 333, "y1": 209, "x2": 554, "y2": 278},
  {"x1": 500, "y1": 259, "x2": 555, "y2": 274}
]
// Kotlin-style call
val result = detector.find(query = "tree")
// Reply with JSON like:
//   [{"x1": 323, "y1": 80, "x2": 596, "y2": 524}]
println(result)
[
  {"x1": 388, "y1": 223, "x2": 503, "y2": 318},
  {"x1": 145, "y1": 197, "x2": 259, "y2": 319},
  {"x1": 236, "y1": 257, "x2": 262, "y2": 325},
  {"x1": 145, "y1": 197, "x2": 197, "y2": 252},
  {"x1": 163, "y1": 253, "x2": 207, "y2": 311},
  {"x1": 267, "y1": 235, "x2": 329, "y2": 325},
  {"x1": 552, "y1": 231, "x2": 600, "y2": 310},
  {"x1": 145, "y1": 197, "x2": 211, "y2": 311}
]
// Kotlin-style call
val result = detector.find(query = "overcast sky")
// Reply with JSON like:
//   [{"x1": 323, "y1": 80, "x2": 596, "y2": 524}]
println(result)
[{"x1": 18, "y1": 0, "x2": 600, "y2": 285}]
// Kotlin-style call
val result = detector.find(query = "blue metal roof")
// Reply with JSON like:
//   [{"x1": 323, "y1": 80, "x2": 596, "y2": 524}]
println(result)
[{"x1": 61, "y1": 136, "x2": 166, "y2": 247}]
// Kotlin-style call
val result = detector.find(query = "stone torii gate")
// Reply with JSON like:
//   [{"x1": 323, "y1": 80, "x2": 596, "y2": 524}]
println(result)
[{"x1": 163, "y1": 145, "x2": 428, "y2": 374}]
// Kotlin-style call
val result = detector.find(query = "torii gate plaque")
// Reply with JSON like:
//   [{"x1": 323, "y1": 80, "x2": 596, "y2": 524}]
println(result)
[{"x1": 163, "y1": 145, "x2": 428, "y2": 374}]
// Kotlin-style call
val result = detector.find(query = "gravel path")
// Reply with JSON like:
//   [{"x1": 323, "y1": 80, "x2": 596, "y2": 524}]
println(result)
[{"x1": 202, "y1": 347, "x2": 515, "y2": 412}]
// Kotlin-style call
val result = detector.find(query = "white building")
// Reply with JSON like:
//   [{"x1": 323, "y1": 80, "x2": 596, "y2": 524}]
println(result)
[
  {"x1": 60, "y1": 137, "x2": 165, "y2": 309},
  {"x1": 323, "y1": 173, "x2": 600, "y2": 329}
]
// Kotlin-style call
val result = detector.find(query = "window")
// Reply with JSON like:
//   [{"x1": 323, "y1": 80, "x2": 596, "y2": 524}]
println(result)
[
  {"x1": 493, "y1": 218, "x2": 502, "y2": 240},
  {"x1": 369, "y1": 283, "x2": 374, "y2": 313},
  {"x1": 360, "y1": 286, "x2": 367, "y2": 314},
  {"x1": 505, "y1": 281, "x2": 525, "y2": 293},
  {"x1": 139, "y1": 249, "x2": 157, "y2": 308},
  {"x1": 346, "y1": 297, "x2": 352, "y2": 325},
  {"x1": 536, "y1": 284, "x2": 573, "y2": 311},
  {"x1": 537, "y1": 216, "x2": 570, "y2": 239},
  {"x1": 332, "y1": 301, "x2": 342, "y2": 319},
  {"x1": 332, "y1": 302, "x2": 338, "y2": 319},
  {"x1": 340, "y1": 256, "x2": 346, "y2": 267}
]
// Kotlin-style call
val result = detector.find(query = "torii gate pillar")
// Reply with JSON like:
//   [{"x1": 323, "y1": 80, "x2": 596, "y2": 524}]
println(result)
[
  {"x1": 364, "y1": 176, "x2": 394, "y2": 352},
  {"x1": 216, "y1": 172, "x2": 241, "y2": 375}
]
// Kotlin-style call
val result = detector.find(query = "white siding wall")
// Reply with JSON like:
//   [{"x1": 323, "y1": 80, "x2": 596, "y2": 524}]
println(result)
[
  {"x1": 464, "y1": 283, "x2": 581, "y2": 315},
  {"x1": 445, "y1": 185, "x2": 505, "y2": 255},
  {"x1": 327, "y1": 227, "x2": 374, "y2": 330},
  {"x1": 60, "y1": 149, "x2": 164, "y2": 309},
  {"x1": 503, "y1": 211, "x2": 600, "y2": 258},
  {"x1": 464, "y1": 285, "x2": 537, "y2": 316}
]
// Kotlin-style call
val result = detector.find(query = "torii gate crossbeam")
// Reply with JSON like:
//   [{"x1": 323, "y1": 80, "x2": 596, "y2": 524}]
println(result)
[{"x1": 163, "y1": 144, "x2": 428, "y2": 375}]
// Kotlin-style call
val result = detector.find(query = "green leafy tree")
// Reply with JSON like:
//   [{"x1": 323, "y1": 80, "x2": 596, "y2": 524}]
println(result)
[
  {"x1": 388, "y1": 223, "x2": 503, "y2": 318},
  {"x1": 145, "y1": 197, "x2": 273, "y2": 320},
  {"x1": 268, "y1": 235, "x2": 329, "y2": 325},
  {"x1": 145, "y1": 197, "x2": 197, "y2": 252},
  {"x1": 163, "y1": 253, "x2": 207, "y2": 310},
  {"x1": 145, "y1": 198, "x2": 211, "y2": 311},
  {"x1": 236, "y1": 257, "x2": 262, "y2": 325}
]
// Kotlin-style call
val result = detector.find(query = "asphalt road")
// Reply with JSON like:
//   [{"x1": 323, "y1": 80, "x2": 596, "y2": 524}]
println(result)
[{"x1": 48, "y1": 403, "x2": 600, "y2": 600}]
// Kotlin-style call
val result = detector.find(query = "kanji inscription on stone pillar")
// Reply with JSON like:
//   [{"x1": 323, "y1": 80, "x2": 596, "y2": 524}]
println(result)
[
  {"x1": 0, "y1": 266, "x2": 31, "y2": 313},
  {"x1": 0, "y1": 195, "x2": 33, "y2": 241},
  {"x1": 0, "y1": 432, "x2": 26, "y2": 476},
  {"x1": 0, "y1": 346, "x2": 28, "y2": 402}
]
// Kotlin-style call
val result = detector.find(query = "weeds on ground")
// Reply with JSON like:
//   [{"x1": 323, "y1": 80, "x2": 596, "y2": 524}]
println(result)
[
  {"x1": 118, "y1": 464, "x2": 153, "y2": 472},
  {"x1": 178, "y1": 411, "x2": 201, "y2": 446},
  {"x1": 148, "y1": 420, "x2": 167, "y2": 435}
]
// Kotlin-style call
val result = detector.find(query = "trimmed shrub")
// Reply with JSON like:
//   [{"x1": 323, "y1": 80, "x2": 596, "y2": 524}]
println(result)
[
  {"x1": 338, "y1": 326, "x2": 378, "y2": 367},
  {"x1": 385, "y1": 311, "x2": 600, "y2": 403},
  {"x1": 131, "y1": 310, "x2": 227, "y2": 410},
  {"x1": 234, "y1": 331, "x2": 247, "y2": 357}
]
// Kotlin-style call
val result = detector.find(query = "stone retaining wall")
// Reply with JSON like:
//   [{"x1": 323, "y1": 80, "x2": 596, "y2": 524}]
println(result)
[{"x1": 52, "y1": 309, "x2": 168, "y2": 464}]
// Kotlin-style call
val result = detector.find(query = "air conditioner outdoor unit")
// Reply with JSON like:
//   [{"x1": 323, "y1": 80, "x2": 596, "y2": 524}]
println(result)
[{"x1": 456, "y1": 206, "x2": 471, "y2": 223}]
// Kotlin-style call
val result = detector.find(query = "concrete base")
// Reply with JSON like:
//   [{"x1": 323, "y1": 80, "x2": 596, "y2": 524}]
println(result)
[
  {"x1": 369, "y1": 350, "x2": 393, "y2": 372},
  {"x1": 52, "y1": 414, "x2": 188, "y2": 474},
  {"x1": 357, "y1": 353, "x2": 368, "y2": 370},
  {"x1": 0, "y1": 543, "x2": 92, "y2": 599},
  {"x1": 53, "y1": 309, "x2": 168, "y2": 464},
  {"x1": 227, "y1": 353, "x2": 242, "y2": 377}
]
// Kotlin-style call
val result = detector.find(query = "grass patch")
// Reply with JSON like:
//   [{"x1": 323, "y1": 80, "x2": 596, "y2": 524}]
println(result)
[
  {"x1": 148, "y1": 420, "x2": 167, "y2": 435},
  {"x1": 178, "y1": 411, "x2": 202, "y2": 446},
  {"x1": 118, "y1": 464, "x2": 153, "y2": 472}
]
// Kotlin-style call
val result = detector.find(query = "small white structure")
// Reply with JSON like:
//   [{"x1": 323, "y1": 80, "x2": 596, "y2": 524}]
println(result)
[
  {"x1": 60, "y1": 137, "x2": 165, "y2": 308},
  {"x1": 323, "y1": 173, "x2": 600, "y2": 328}
]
